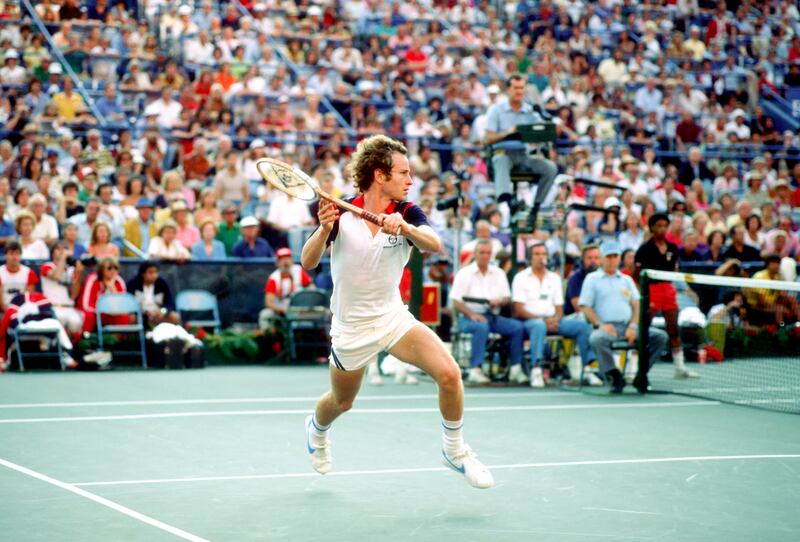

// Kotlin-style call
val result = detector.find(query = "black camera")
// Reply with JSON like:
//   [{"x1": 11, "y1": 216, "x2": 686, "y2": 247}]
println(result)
[{"x1": 67, "y1": 254, "x2": 97, "y2": 267}]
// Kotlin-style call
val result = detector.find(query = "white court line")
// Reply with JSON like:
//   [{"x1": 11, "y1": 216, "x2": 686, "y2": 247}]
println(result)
[
  {"x1": 71, "y1": 454, "x2": 800, "y2": 488},
  {"x1": 582, "y1": 506, "x2": 662, "y2": 516},
  {"x1": 0, "y1": 401, "x2": 718, "y2": 424},
  {"x1": 0, "y1": 391, "x2": 567, "y2": 410},
  {"x1": 0, "y1": 457, "x2": 209, "y2": 542}
]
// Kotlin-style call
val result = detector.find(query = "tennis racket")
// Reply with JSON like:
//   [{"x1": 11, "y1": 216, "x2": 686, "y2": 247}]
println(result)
[{"x1": 256, "y1": 157, "x2": 395, "y2": 231}]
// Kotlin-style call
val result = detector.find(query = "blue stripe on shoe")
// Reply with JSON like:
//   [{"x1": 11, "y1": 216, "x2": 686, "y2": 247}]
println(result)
[
  {"x1": 306, "y1": 417, "x2": 317, "y2": 455},
  {"x1": 442, "y1": 450, "x2": 466, "y2": 474}
]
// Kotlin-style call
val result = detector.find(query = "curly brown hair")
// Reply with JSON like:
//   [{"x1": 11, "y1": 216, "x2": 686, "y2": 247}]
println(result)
[{"x1": 349, "y1": 135, "x2": 407, "y2": 193}]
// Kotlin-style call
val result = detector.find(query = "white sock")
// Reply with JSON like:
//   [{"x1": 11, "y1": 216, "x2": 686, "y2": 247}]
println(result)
[
  {"x1": 672, "y1": 348, "x2": 685, "y2": 370},
  {"x1": 442, "y1": 419, "x2": 464, "y2": 457},
  {"x1": 310, "y1": 414, "x2": 330, "y2": 447}
]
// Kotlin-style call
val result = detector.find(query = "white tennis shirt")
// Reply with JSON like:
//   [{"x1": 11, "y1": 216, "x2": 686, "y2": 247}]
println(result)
[{"x1": 326, "y1": 195, "x2": 430, "y2": 327}]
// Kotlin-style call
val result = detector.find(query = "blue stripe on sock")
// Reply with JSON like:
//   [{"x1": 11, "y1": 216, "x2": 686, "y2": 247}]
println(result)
[
  {"x1": 442, "y1": 422, "x2": 463, "y2": 431},
  {"x1": 311, "y1": 415, "x2": 329, "y2": 432}
]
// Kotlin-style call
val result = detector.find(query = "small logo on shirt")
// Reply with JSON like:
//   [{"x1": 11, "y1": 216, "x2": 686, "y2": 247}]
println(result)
[{"x1": 384, "y1": 235, "x2": 401, "y2": 248}]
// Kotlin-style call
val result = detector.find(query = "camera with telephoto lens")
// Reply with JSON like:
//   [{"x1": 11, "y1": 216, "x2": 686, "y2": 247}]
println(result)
[{"x1": 67, "y1": 254, "x2": 97, "y2": 267}]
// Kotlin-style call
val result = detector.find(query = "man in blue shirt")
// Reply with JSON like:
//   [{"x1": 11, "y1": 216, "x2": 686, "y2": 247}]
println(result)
[
  {"x1": 0, "y1": 199, "x2": 15, "y2": 255},
  {"x1": 94, "y1": 85, "x2": 126, "y2": 124},
  {"x1": 579, "y1": 241, "x2": 668, "y2": 393},
  {"x1": 484, "y1": 73, "x2": 557, "y2": 222},
  {"x1": 232, "y1": 216, "x2": 275, "y2": 258}
]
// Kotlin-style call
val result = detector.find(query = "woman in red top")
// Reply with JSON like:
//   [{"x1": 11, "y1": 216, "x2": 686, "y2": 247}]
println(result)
[{"x1": 78, "y1": 258, "x2": 127, "y2": 334}]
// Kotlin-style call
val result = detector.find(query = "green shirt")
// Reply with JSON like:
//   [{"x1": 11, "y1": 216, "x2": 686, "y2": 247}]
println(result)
[{"x1": 216, "y1": 222, "x2": 240, "y2": 256}]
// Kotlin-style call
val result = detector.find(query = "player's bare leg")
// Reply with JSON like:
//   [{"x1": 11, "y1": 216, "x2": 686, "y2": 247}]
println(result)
[
  {"x1": 663, "y1": 309, "x2": 697, "y2": 378},
  {"x1": 306, "y1": 365, "x2": 365, "y2": 474},
  {"x1": 389, "y1": 324, "x2": 493, "y2": 489}
]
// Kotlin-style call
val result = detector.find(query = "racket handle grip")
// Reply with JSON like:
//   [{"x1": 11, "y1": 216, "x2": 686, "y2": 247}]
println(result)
[{"x1": 360, "y1": 210, "x2": 381, "y2": 225}]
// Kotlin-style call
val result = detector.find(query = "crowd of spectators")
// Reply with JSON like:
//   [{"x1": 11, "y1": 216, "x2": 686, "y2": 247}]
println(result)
[{"x1": 1, "y1": 0, "x2": 800, "y2": 363}]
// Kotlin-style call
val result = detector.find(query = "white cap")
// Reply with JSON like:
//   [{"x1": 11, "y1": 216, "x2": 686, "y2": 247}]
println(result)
[
  {"x1": 250, "y1": 138, "x2": 265, "y2": 149},
  {"x1": 603, "y1": 196, "x2": 621, "y2": 209},
  {"x1": 487, "y1": 84, "x2": 501, "y2": 94},
  {"x1": 240, "y1": 216, "x2": 259, "y2": 228},
  {"x1": 144, "y1": 103, "x2": 160, "y2": 116},
  {"x1": 177, "y1": 4, "x2": 192, "y2": 15},
  {"x1": 81, "y1": 167, "x2": 96, "y2": 177},
  {"x1": 4, "y1": 50, "x2": 18, "y2": 60},
  {"x1": 48, "y1": 63, "x2": 63, "y2": 74},
  {"x1": 253, "y1": 3, "x2": 266, "y2": 11},
  {"x1": 307, "y1": 6, "x2": 322, "y2": 16}
]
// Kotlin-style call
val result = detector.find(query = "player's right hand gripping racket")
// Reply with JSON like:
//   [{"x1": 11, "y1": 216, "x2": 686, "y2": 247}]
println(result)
[{"x1": 256, "y1": 158, "x2": 395, "y2": 231}]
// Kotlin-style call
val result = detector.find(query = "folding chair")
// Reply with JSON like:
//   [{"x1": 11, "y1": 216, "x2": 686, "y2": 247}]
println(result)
[
  {"x1": 580, "y1": 339, "x2": 634, "y2": 389},
  {"x1": 285, "y1": 290, "x2": 330, "y2": 361},
  {"x1": 11, "y1": 326, "x2": 66, "y2": 371},
  {"x1": 96, "y1": 293, "x2": 148, "y2": 368},
  {"x1": 176, "y1": 289, "x2": 221, "y2": 334}
]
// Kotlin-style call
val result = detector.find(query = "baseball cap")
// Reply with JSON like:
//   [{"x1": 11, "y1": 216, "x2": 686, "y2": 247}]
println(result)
[
  {"x1": 136, "y1": 197, "x2": 155, "y2": 209},
  {"x1": 48, "y1": 63, "x2": 63, "y2": 74},
  {"x1": 240, "y1": 216, "x2": 259, "y2": 228},
  {"x1": 600, "y1": 240, "x2": 621, "y2": 257},
  {"x1": 276, "y1": 247, "x2": 292, "y2": 258}
]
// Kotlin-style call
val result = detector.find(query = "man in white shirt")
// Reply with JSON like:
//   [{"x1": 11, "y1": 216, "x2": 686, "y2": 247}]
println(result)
[
  {"x1": 450, "y1": 240, "x2": 525, "y2": 385},
  {"x1": 184, "y1": 30, "x2": 215, "y2": 66},
  {"x1": 146, "y1": 88, "x2": 182, "y2": 129},
  {"x1": 331, "y1": 40, "x2": 363, "y2": 73},
  {"x1": 40, "y1": 242, "x2": 84, "y2": 334},
  {"x1": 512, "y1": 243, "x2": 597, "y2": 388}
]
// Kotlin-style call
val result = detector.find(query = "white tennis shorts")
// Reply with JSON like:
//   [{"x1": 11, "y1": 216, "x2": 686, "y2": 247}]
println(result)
[{"x1": 329, "y1": 307, "x2": 421, "y2": 371}]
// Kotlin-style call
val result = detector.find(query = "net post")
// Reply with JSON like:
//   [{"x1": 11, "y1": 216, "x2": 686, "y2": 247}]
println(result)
[{"x1": 637, "y1": 270, "x2": 650, "y2": 387}]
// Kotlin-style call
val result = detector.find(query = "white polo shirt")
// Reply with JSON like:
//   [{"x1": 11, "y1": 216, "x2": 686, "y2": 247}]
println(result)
[
  {"x1": 511, "y1": 267, "x2": 564, "y2": 318},
  {"x1": 327, "y1": 195, "x2": 430, "y2": 327},
  {"x1": 449, "y1": 262, "x2": 511, "y2": 315}
]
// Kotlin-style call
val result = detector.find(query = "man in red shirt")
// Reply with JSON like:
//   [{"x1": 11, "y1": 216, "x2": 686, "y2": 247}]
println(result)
[{"x1": 258, "y1": 247, "x2": 313, "y2": 329}]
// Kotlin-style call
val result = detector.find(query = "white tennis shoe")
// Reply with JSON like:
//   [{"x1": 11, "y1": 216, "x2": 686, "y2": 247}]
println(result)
[
  {"x1": 466, "y1": 367, "x2": 490, "y2": 385},
  {"x1": 530, "y1": 367, "x2": 546, "y2": 388},
  {"x1": 442, "y1": 445, "x2": 494, "y2": 489},
  {"x1": 674, "y1": 367, "x2": 700, "y2": 379},
  {"x1": 305, "y1": 415, "x2": 331, "y2": 474},
  {"x1": 508, "y1": 364, "x2": 530, "y2": 384}
]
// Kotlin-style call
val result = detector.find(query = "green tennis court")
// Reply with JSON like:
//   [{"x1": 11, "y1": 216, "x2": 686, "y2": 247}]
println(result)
[{"x1": 1, "y1": 366, "x2": 798, "y2": 542}]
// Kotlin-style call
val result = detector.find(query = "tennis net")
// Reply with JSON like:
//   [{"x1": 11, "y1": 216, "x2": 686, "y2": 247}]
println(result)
[{"x1": 637, "y1": 269, "x2": 800, "y2": 414}]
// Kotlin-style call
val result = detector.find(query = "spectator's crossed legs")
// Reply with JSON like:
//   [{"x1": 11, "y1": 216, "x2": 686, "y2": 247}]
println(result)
[{"x1": 457, "y1": 314, "x2": 524, "y2": 368}]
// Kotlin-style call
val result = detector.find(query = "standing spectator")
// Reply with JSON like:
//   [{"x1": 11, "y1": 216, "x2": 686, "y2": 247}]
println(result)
[
  {"x1": 258, "y1": 247, "x2": 313, "y2": 329},
  {"x1": 232, "y1": 216, "x2": 274, "y2": 258},
  {"x1": 126, "y1": 261, "x2": 180, "y2": 327},
  {"x1": 191, "y1": 220, "x2": 226, "y2": 260},
  {"x1": 0, "y1": 241, "x2": 38, "y2": 312}
]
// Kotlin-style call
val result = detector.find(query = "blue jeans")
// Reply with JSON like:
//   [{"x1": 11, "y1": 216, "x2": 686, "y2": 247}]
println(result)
[
  {"x1": 524, "y1": 318, "x2": 597, "y2": 367},
  {"x1": 589, "y1": 324, "x2": 668, "y2": 374},
  {"x1": 457, "y1": 314, "x2": 524, "y2": 368}
]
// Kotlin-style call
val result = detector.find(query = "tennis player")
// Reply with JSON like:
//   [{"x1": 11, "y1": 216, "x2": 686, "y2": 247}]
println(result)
[
  {"x1": 634, "y1": 213, "x2": 699, "y2": 382},
  {"x1": 300, "y1": 135, "x2": 493, "y2": 489}
]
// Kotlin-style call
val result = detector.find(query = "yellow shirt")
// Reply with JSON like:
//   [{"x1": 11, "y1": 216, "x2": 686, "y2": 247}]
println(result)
[
  {"x1": 52, "y1": 92, "x2": 86, "y2": 121},
  {"x1": 747, "y1": 269, "x2": 779, "y2": 307}
]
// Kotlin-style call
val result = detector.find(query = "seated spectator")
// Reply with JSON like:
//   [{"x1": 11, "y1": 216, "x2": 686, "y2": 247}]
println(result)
[
  {"x1": 88, "y1": 222, "x2": 119, "y2": 260},
  {"x1": 56, "y1": 181, "x2": 85, "y2": 223},
  {"x1": 126, "y1": 261, "x2": 180, "y2": 327},
  {"x1": 61, "y1": 222, "x2": 87, "y2": 261},
  {"x1": 459, "y1": 220, "x2": 504, "y2": 264},
  {"x1": 722, "y1": 224, "x2": 762, "y2": 262},
  {"x1": 747, "y1": 254, "x2": 800, "y2": 325},
  {"x1": 265, "y1": 190, "x2": 314, "y2": 250},
  {"x1": 214, "y1": 152, "x2": 249, "y2": 209},
  {"x1": 69, "y1": 198, "x2": 103, "y2": 247},
  {"x1": 155, "y1": 170, "x2": 196, "y2": 212},
  {"x1": 216, "y1": 204, "x2": 240, "y2": 256},
  {"x1": 449, "y1": 240, "x2": 525, "y2": 385},
  {"x1": 96, "y1": 182, "x2": 125, "y2": 239},
  {"x1": 191, "y1": 220, "x2": 226, "y2": 260},
  {"x1": 564, "y1": 245, "x2": 600, "y2": 317},
  {"x1": 147, "y1": 220, "x2": 190, "y2": 261},
  {"x1": 0, "y1": 241, "x2": 38, "y2": 312},
  {"x1": 194, "y1": 187, "x2": 221, "y2": 226},
  {"x1": 0, "y1": 199, "x2": 15, "y2": 254},
  {"x1": 171, "y1": 201, "x2": 199, "y2": 250},
  {"x1": 581, "y1": 241, "x2": 668, "y2": 393},
  {"x1": 258, "y1": 247, "x2": 313, "y2": 329},
  {"x1": 618, "y1": 212, "x2": 644, "y2": 251},
  {"x1": 28, "y1": 194, "x2": 58, "y2": 245},
  {"x1": 14, "y1": 211, "x2": 49, "y2": 260},
  {"x1": 233, "y1": 216, "x2": 274, "y2": 258},
  {"x1": 123, "y1": 197, "x2": 155, "y2": 257},
  {"x1": 512, "y1": 243, "x2": 597, "y2": 388},
  {"x1": 678, "y1": 147, "x2": 714, "y2": 186},
  {"x1": 679, "y1": 230, "x2": 710, "y2": 262},
  {"x1": 743, "y1": 213, "x2": 766, "y2": 250},
  {"x1": 40, "y1": 242, "x2": 85, "y2": 336},
  {"x1": 77, "y1": 257, "x2": 127, "y2": 334},
  {"x1": 0, "y1": 290, "x2": 77, "y2": 371}
]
